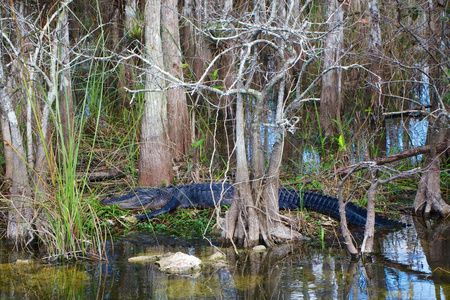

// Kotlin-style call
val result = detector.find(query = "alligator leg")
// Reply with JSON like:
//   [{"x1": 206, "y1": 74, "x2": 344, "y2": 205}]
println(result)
[{"x1": 135, "y1": 198, "x2": 181, "y2": 221}]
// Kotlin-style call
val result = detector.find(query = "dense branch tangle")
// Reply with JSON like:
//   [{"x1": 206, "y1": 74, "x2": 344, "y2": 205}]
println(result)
[
  {"x1": 118, "y1": 2, "x2": 357, "y2": 247},
  {"x1": 181, "y1": 4, "x2": 323, "y2": 247}
]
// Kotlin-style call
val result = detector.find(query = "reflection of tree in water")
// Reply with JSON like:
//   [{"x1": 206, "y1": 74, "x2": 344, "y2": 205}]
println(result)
[
  {"x1": 79, "y1": 229, "x2": 449, "y2": 299},
  {"x1": 232, "y1": 243, "x2": 392, "y2": 299},
  {"x1": 94, "y1": 239, "x2": 173, "y2": 299},
  {"x1": 414, "y1": 218, "x2": 450, "y2": 298},
  {"x1": 225, "y1": 244, "x2": 301, "y2": 298}
]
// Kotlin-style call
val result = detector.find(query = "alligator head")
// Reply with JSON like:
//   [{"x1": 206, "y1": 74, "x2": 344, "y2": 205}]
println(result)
[{"x1": 100, "y1": 187, "x2": 174, "y2": 210}]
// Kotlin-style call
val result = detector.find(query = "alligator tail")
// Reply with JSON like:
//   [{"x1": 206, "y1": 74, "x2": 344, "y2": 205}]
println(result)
[{"x1": 278, "y1": 188, "x2": 404, "y2": 227}]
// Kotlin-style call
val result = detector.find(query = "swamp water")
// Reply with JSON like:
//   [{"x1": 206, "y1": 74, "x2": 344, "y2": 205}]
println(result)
[{"x1": 0, "y1": 216, "x2": 449, "y2": 299}]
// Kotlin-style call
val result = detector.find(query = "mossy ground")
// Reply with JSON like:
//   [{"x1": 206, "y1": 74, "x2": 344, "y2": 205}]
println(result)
[{"x1": 94, "y1": 198, "x2": 221, "y2": 238}]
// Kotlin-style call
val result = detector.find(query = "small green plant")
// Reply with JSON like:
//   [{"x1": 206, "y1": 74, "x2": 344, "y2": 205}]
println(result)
[
  {"x1": 319, "y1": 226, "x2": 325, "y2": 249},
  {"x1": 358, "y1": 195, "x2": 368, "y2": 207},
  {"x1": 338, "y1": 135, "x2": 346, "y2": 151},
  {"x1": 313, "y1": 102, "x2": 326, "y2": 152},
  {"x1": 190, "y1": 138, "x2": 208, "y2": 164},
  {"x1": 211, "y1": 69, "x2": 218, "y2": 80},
  {"x1": 191, "y1": 138, "x2": 205, "y2": 151}
]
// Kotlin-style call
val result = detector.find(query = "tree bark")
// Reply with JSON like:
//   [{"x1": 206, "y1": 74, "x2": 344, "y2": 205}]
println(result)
[
  {"x1": 338, "y1": 176, "x2": 359, "y2": 255},
  {"x1": 180, "y1": 0, "x2": 213, "y2": 81},
  {"x1": 413, "y1": 1, "x2": 450, "y2": 219},
  {"x1": 139, "y1": 0, "x2": 174, "y2": 186},
  {"x1": 116, "y1": 0, "x2": 137, "y2": 105},
  {"x1": 162, "y1": 0, "x2": 191, "y2": 162},
  {"x1": 361, "y1": 171, "x2": 377, "y2": 253},
  {"x1": 57, "y1": 1, "x2": 74, "y2": 157},
  {"x1": 1, "y1": 112, "x2": 13, "y2": 179},
  {"x1": 124, "y1": 0, "x2": 138, "y2": 34},
  {"x1": 0, "y1": 83, "x2": 34, "y2": 243},
  {"x1": 0, "y1": 16, "x2": 34, "y2": 243},
  {"x1": 224, "y1": 91, "x2": 261, "y2": 248},
  {"x1": 260, "y1": 79, "x2": 302, "y2": 243},
  {"x1": 319, "y1": 0, "x2": 343, "y2": 138},
  {"x1": 414, "y1": 114, "x2": 450, "y2": 218},
  {"x1": 366, "y1": 0, "x2": 386, "y2": 157}
]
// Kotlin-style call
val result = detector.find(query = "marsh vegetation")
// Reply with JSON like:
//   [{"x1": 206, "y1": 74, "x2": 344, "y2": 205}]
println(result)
[{"x1": 0, "y1": 0, "x2": 448, "y2": 261}]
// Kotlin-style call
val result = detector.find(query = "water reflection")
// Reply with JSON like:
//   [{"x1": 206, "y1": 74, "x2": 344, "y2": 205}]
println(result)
[
  {"x1": 378, "y1": 217, "x2": 450, "y2": 299},
  {"x1": 0, "y1": 218, "x2": 449, "y2": 299}
]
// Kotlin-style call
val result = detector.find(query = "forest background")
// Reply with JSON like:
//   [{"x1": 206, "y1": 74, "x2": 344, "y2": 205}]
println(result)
[{"x1": 0, "y1": 0, "x2": 449, "y2": 259}]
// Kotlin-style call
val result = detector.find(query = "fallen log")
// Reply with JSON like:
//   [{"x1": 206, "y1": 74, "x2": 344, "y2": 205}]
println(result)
[{"x1": 76, "y1": 169, "x2": 126, "y2": 181}]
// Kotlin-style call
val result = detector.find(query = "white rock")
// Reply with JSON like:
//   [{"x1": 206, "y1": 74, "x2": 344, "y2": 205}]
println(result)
[
  {"x1": 157, "y1": 252, "x2": 202, "y2": 274},
  {"x1": 252, "y1": 245, "x2": 266, "y2": 251},
  {"x1": 209, "y1": 252, "x2": 226, "y2": 261},
  {"x1": 15, "y1": 259, "x2": 33, "y2": 265},
  {"x1": 128, "y1": 255, "x2": 160, "y2": 263}
]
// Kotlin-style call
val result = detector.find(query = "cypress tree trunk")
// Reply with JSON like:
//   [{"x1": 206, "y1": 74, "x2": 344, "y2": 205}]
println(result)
[
  {"x1": 319, "y1": 0, "x2": 343, "y2": 138},
  {"x1": 139, "y1": 0, "x2": 173, "y2": 186},
  {"x1": 162, "y1": 0, "x2": 191, "y2": 162}
]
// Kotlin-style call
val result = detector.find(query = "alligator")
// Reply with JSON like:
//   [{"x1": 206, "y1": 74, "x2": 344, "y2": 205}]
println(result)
[{"x1": 101, "y1": 183, "x2": 404, "y2": 227}]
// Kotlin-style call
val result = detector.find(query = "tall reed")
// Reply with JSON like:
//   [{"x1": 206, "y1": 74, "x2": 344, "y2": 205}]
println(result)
[{"x1": 36, "y1": 40, "x2": 114, "y2": 261}]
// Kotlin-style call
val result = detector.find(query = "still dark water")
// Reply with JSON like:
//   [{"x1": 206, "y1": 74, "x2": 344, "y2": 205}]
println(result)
[{"x1": 0, "y1": 216, "x2": 449, "y2": 299}]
